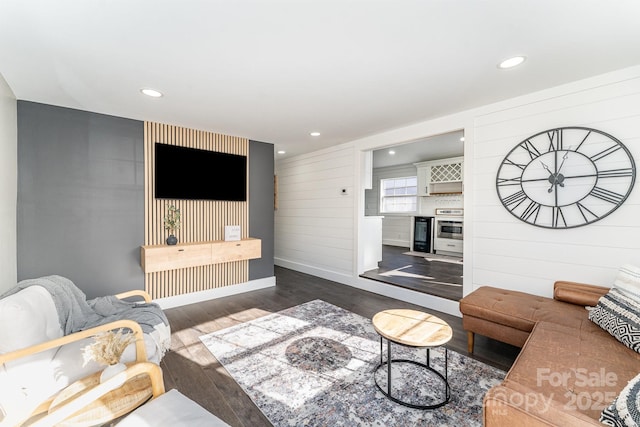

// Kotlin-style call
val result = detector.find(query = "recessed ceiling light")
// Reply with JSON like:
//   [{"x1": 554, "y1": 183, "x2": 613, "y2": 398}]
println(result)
[
  {"x1": 310, "y1": 132, "x2": 321, "y2": 136},
  {"x1": 277, "y1": 150, "x2": 286, "y2": 154},
  {"x1": 388, "y1": 150, "x2": 396, "y2": 155},
  {"x1": 498, "y1": 56, "x2": 526, "y2": 69},
  {"x1": 140, "y1": 88, "x2": 163, "y2": 98},
  {"x1": 460, "y1": 137, "x2": 465, "y2": 142}
]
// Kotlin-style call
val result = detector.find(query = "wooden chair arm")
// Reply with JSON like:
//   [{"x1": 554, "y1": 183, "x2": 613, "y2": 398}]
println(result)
[
  {"x1": 115, "y1": 289, "x2": 152, "y2": 303},
  {"x1": 0, "y1": 319, "x2": 148, "y2": 367},
  {"x1": 29, "y1": 362, "x2": 165, "y2": 427}
]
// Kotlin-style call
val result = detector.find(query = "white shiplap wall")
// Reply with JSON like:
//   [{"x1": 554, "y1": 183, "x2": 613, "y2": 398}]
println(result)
[
  {"x1": 275, "y1": 144, "x2": 356, "y2": 279},
  {"x1": 0, "y1": 74, "x2": 17, "y2": 294},
  {"x1": 275, "y1": 65, "x2": 640, "y2": 313},
  {"x1": 381, "y1": 216, "x2": 411, "y2": 248},
  {"x1": 471, "y1": 73, "x2": 640, "y2": 296}
]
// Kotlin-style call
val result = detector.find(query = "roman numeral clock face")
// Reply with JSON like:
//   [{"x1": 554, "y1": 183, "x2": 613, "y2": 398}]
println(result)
[{"x1": 496, "y1": 127, "x2": 636, "y2": 228}]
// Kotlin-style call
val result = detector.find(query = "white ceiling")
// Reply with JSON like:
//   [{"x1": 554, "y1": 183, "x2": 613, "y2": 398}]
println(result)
[
  {"x1": 372, "y1": 131, "x2": 463, "y2": 168},
  {"x1": 1, "y1": 1, "x2": 640, "y2": 158}
]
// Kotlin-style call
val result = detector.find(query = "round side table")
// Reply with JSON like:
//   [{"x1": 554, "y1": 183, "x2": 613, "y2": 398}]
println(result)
[{"x1": 372, "y1": 309, "x2": 453, "y2": 409}]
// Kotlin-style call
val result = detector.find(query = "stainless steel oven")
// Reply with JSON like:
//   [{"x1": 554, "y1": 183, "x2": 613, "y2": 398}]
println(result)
[
  {"x1": 434, "y1": 208, "x2": 463, "y2": 254},
  {"x1": 436, "y1": 219, "x2": 463, "y2": 240}
]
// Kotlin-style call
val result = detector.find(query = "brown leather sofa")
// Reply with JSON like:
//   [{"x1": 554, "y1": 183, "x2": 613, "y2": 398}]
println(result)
[{"x1": 459, "y1": 281, "x2": 640, "y2": 426}]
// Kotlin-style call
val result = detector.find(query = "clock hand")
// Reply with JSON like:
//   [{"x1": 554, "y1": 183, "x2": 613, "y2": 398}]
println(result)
[
  {"x1": 554, "y1": 151, "x2": 570, "y2": 188},
  {"x1": 540, "y1": 161, "x2": 557, "y2": 192},
  {"x1": 548, "y1": 150, "x2": 560, "y2": 192},
  {"x1": 557, "y1": 151, "x2": 569, "y2": 175},
  {"x1": 540, "y1": 161, "x2": 553, "y2": 175},
  {"x1": 542, "y1": 159, "x2": 558, "y2": 193},
  {"x1": 546, "y1": 151, "x2": 572, "y2": 192}
]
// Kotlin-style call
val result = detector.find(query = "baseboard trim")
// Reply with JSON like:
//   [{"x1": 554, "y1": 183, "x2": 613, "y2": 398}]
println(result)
[
  {"x1": 274, "y1": 258, "x2": 353, "y2": 285},
  {"x1": 154, "y1": 276, "x2": 276, "y2": 309},
  {"x1": 382, "y1": 239, "x2": 410, "y2": 247}
]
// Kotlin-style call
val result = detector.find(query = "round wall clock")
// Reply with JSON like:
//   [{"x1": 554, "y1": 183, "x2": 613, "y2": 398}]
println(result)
[{"x1": 496, "y1": 127, "x2": 635, "y2": 229}]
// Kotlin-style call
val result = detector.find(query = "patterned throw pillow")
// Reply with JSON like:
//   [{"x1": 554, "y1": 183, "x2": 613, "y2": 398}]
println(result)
[
  {"x1": 601, "y1": 372, "x2": 640, "y2": 427},
  {"x1": 588, "y1": 288, "x2": 640, "y2": 352},
  {"x1": 614, "y1": 265, "x2": 640, "y2": 302}
]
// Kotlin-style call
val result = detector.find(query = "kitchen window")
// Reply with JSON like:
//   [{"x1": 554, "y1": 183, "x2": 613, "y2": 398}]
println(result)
[{"x1": 380, "y1": 176, "x2": 417, "y2": 213}]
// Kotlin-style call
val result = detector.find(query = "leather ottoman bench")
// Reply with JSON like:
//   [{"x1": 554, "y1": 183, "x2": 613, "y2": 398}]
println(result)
[{"x1": 459, "y1": 281, "x2": 609, "y2": 353}]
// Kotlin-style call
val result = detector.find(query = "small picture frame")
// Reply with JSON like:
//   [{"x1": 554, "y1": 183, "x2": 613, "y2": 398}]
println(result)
[{"x1": 224, "y1": 225, "x2": 241, "y2": 241}]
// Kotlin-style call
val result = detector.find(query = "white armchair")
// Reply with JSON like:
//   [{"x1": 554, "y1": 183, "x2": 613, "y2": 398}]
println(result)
[
  {"x1": 30, "y1": 362, "x2": 230, "y2": 427},
  {"x1": 0, "y1": 285, "x2": 161, "y2": 426}
]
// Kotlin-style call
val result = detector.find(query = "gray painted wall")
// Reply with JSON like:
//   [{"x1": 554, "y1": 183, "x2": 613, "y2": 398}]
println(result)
[
  {"x1": 17, "y1": 102, "x2": 144, "y2": 298},
  {"x1": 17, "y1": 102, "x2": 275, "y2": 298},
  {"x1": 249, "y1": 140, "x2": 274, "y2": 280}
]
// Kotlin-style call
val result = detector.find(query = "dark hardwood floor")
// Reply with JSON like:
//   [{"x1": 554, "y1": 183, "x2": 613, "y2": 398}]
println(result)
[
  {"x1": 158, "y1": 266, "x2": 519, "y2": 427},
  {"x1": 360, "y1": 245, "x2": 463, "y2": 301}
]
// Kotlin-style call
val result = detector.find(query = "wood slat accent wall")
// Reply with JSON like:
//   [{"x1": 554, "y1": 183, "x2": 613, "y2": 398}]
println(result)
[{"x1": 143, "y1": 121, "x2": 249, "y2": 299}]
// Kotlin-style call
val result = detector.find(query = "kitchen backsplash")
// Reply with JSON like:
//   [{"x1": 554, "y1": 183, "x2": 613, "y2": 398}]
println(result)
[{"x1": 419, "y1": 193, "x2": 463, "y2": 215}]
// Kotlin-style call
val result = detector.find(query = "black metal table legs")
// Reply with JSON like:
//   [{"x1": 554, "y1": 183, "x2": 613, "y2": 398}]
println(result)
[{"x1": 374, "y1": 336, "x2": 451, "y2": 410}]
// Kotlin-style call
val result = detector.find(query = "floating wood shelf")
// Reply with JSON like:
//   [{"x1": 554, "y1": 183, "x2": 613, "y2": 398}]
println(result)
[{"x1": 140, "y1": 238, "x2": 261, "y2": 273}]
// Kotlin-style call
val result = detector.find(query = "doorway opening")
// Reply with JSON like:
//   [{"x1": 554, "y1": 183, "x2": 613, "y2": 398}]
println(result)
[{"x1": 360, "y1": 130, "x2": 464, "y2": 301}]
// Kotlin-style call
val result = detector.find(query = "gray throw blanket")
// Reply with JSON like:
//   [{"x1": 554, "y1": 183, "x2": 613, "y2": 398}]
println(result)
[{"x1": 1, "y1": 275, "x2": 170, "y2": 358}]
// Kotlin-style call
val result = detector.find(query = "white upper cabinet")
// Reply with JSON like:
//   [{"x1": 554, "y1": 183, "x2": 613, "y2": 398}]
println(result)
[{"x1": 414, "y1": 156, "x2": 463, "y2": 196}]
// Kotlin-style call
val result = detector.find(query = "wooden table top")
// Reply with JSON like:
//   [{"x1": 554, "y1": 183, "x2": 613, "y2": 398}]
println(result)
[
  {"x1": 48, "y1": 367, "x2": 152, "y2": 427},
  {"x1": 372, "y1": 309, "x2": 453, "y2": 347}
]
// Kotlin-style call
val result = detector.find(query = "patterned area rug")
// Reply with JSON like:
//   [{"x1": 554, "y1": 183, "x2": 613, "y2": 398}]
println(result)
[{"x1": 200, "y1": 300, "x2": 504, "y2": 426}]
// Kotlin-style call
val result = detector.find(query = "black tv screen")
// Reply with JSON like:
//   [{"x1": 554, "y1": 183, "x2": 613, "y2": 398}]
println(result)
[{"x1": 155, "y1": 143, "x2": 247, "y2": 201}]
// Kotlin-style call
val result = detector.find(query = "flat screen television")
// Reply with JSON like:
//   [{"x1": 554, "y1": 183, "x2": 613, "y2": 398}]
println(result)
[{"x1": 155, "y1": 143, "x2": 247, "y2": 201}]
